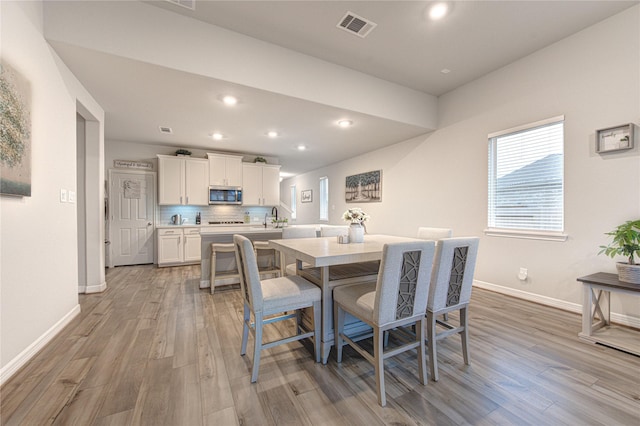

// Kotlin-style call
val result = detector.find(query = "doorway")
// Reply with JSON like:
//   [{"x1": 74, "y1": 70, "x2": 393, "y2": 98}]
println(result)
[{"x1": 108, "y1": 170, "x2": 156, "y2": 266}]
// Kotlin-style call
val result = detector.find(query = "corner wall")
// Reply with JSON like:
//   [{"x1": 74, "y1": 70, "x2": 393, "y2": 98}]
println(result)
[
  {"x1": 282, "y1": 6, "x2": 640, "y2": 322},
  {"x1": 0, "y1": 1, "x2": 104, "y2": 382}
]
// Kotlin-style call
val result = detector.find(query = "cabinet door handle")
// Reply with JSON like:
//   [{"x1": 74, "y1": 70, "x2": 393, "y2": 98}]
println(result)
[
  {"x1": 180, "y1": 196, "x2": 183, "y2": 204},
  {"x1": 186, "y1": 196, "x2": 189, "y2": 204}
]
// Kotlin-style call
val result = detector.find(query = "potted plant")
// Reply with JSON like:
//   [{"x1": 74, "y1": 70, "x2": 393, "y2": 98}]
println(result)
[
  {"x1": 599, "y1": 219, "x2": 640, "y2": 284},
  {"x1": 343, "y1": 207, "x2": 369, "y2": 243}
]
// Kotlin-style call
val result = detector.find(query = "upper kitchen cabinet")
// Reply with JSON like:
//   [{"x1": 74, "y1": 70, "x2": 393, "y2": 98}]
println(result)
[
  {"x1": 207, "y1": 153, "x2": 243, "y2": 187},
  {"x1": 242, "y1": 163, "x2": 281, "y2": 206},
  {"x1": 158, "y1": 155, "x2": 209, "y2": 205}
]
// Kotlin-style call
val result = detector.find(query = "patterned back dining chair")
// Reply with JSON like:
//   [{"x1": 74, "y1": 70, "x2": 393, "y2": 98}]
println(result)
[
  {"x1": 233, "y1": 234, "x2": 322, "y2": 383},
  {"x1": 333, "y1": 240, "x2": 436, "y2": 406},
  {"x1": 426, "y1": 237, "x2": 479, "y2": 381}
]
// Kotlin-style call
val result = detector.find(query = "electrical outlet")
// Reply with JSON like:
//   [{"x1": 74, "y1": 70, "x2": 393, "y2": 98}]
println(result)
[
  {"x1": 518, "y1": 267, "x2": 528, "y2": 281},
  {"x1": 60, "y1": 189, "x2": 68, "y2": 203}
]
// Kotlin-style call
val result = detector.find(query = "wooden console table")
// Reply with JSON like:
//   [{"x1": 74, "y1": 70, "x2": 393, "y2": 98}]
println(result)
[{"x1": 577, "y1": 272, "x2": 640, "y2": 356}]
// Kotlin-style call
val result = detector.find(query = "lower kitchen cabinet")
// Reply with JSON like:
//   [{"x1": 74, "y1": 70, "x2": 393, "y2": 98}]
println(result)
[{"x1": 158, "y1": 227, "x2": 201, "y2": 266}]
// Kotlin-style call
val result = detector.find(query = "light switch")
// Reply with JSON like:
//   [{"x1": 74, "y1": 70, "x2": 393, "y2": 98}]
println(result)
[
  {"x1": 60, "y1": 189, "x2": 68, "y2": 203},
  {"x1": 68, "y1": 191, "x2": 76, "y2": 203}
]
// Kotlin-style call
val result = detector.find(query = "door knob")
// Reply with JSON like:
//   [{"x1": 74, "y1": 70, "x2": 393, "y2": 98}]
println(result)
[{"x1": 147, "y1": 222, "x2": 152, "y2": 226}]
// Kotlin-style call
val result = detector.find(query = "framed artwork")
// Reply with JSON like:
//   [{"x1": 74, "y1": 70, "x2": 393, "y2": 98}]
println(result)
[
  {"x1": 301, "y1": 189, "x2": 313, "y2": 203},
  {"x1": 1, "y1": 61, "x2": 32, "y2": 197},
  {"x1": 596, "y1": 123, "x2": 634, "y2": 153},
  {"x1": 345, "y1": 170, "x2": 382, "y2": 203}
]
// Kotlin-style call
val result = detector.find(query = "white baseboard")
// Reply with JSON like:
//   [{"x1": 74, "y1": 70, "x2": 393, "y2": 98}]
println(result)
[
  {"x1": 0, "y1": 304, "x2": 82, "y2": 386},
  {"x1": 84, "y1": 281, "x2": 107, "y2": 294},
  {"x1": 473, "y1": 280, "x2": 640, "y2": 329}
]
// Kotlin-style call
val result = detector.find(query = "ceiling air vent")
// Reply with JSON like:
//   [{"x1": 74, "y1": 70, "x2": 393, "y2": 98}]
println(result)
[
  {"x1": 159, "y1": 126, "x2": 173, "y2": 135},
  {"x1": 165, "y1": 0, "x2": 195, "y2": 11},
  {"x1": 337, "y1": 11, "x2": 377, "y2": 38}
]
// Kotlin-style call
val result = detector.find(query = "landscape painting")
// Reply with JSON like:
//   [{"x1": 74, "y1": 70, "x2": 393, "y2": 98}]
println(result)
[
  {"x1": 1, "y1": 61, "x2": 32, "y2": 197},
  {"x1": 345, "y1": 170, "x2": 381, "y2": 203}
]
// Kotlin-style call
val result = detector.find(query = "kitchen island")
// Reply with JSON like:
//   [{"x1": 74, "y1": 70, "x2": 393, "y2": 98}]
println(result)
[{"x1": 199, "y1": 226, "x2": 283, "y2": 289}]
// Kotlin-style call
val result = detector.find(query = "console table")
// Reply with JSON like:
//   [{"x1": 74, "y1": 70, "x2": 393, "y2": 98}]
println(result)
[{"x1": 577, "y1": 272, "x2": 640, "y2": 356}]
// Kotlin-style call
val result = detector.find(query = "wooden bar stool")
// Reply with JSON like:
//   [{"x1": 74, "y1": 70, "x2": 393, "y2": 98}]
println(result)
[{"x1": 210, "y1": 243, "x2": 240, "y2": 294}]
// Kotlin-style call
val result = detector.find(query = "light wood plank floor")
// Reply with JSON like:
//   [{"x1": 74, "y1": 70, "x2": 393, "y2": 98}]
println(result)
[{"x1": 2, "y1": 265, "x2": 639, "y2": 425}]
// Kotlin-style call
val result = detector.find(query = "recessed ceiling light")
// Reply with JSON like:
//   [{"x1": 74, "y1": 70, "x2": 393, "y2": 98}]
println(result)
[
  {"x1": 429, "y1": 2, "x2": 449, "y2": 20},
  {"x1": 159, "y1": 126, "x2": 173, "y2": 134},
  {"x1": 212, "y1": 132, "x2": 224, "y2": 140},
  {"x1": 267, "y1": 131, "x2": 279, "y2": 138},
  {"x1": 222, "y1": 95, "x2": 238, "y2": 106},
  {"x1": 337, "y1": 119, "x2": 353, "y2": 128},
  {"x1": 441, "y1": 68, "x2": 451, "y2": 74},
  {"x1": 297, "y1": 144, "x2": 307, "y2": 151}
]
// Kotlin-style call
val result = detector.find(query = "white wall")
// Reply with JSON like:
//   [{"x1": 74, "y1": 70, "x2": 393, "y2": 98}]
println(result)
[
  {"x1": 283, "y1": 6, "x2": 640, "y2": 322},
  {"x1": 0, "y1": 1, "x2": 104, "y2": 382}
]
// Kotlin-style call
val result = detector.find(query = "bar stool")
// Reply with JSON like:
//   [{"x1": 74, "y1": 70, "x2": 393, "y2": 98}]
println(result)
[
  {"x1": 253, "y1": 241, "x2": 281, "y2": 279},
  {"x1": 210, "y1": 243, "x2": 240, "y2": 295}
]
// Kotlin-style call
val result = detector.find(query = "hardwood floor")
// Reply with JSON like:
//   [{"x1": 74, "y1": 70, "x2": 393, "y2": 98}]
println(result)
[{"x1": 2, "y1": 264, "x2": 639, "y2": 425}]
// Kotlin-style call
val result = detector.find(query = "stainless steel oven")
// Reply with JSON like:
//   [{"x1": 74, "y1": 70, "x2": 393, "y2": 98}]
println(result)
[{"x1": 208, "y1": 186, "x2": 242, "y2": 205}]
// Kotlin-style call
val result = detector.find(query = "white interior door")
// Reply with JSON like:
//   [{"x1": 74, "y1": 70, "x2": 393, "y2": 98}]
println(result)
[{"x1": 109, "y1": 170, "x2": 155, "y2": 266}]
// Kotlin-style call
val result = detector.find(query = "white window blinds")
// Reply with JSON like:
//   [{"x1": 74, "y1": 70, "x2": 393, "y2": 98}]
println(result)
[
  {"x1": 488, "y1": 117, "x2": 564, "y2": 232},
  {"x1": 319, "y1": 177, "x2": 329, "y2": 221},
  {"x1": 290, "y1": 185, "x2": 297, "y2": 220}
]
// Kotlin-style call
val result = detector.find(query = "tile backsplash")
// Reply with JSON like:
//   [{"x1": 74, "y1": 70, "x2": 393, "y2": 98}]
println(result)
[{"x1": 158, "y1": 205, "x2": 280, "y2": 226}]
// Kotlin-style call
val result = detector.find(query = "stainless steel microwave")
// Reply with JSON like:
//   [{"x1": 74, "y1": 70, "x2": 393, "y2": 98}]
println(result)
[{"x1": 208, "y1": 186, "x2": 242, "y2": 205}]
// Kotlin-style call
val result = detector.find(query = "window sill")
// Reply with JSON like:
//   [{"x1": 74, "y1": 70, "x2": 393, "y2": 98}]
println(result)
[{"x1": 484, "y1": 228, "x2": 568, "y2": 242}]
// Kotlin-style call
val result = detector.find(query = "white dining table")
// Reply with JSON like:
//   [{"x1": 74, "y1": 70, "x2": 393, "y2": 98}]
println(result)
[{"x1": 268, "y1": 234, "x2": 421, "y2": 363}]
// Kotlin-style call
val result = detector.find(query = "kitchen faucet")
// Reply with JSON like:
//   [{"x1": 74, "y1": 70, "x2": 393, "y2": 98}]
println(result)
[
  {"x1": 264, "y1": 212, "x2": 268, "y2": 228},
  {"x1": 271, "y1": 206, "x2": 278, "y2": 221}
]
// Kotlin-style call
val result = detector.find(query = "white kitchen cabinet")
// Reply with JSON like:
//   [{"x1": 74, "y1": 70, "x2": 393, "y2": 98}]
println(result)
[
  {"x1": 158, "y1": 155, "x2": 209, "y2": 205},
  {"x1": 157, "y1": 227, "x2": 201, "y2": 266},
  {"x1": 183, "y1": 228, "x2": 202, "y2": 262},
  {"x1": 158, "y1": 228, "x2": 183, "y2": 265},
  {"x1": 207, "y1": 153, "x2": 243, "y2": 186},
  {"x1": 242, "y1": 163, "x2": 281, "y2": 206}
]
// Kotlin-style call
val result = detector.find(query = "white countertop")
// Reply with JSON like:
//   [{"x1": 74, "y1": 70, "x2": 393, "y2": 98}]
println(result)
[{"x1": 200, "y1": 226, "x2": 284, "y2": 235}]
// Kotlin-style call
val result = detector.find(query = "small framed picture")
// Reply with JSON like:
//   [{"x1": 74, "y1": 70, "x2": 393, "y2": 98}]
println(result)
[
  {"x1": 301, "y1": 189, "x2": 312, "y2": 203},
  {"x1": 596, "y1": 124, "x2": 634, "y2": 153}
]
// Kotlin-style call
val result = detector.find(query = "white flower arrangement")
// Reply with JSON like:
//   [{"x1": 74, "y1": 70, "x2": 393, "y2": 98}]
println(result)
[{"x1": 343, "y1": 207, "x2": 370, "y2": 224}]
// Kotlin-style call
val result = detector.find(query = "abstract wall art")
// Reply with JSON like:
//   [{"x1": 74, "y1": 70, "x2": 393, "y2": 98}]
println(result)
[{"x1": 1, "y1": 61, "x2": 32, "y2": 197}]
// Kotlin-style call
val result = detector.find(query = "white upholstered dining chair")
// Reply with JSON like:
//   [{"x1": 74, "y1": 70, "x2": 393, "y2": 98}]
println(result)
[
  {"x1": 426, "y1": 237, "x2": 479, "y2": 381},
  {"x1": 417, "y1": 227, "x2": 453, "y2": 240},
  {"x1": 319, "y1": 225, "x2": 349, "y2": 237},
  {"x1": 333, "y1": 240, "x2": 436, "y2": 406},
  {"x1": 280, "y1": 227, "x2": 318, "y2": 276},
  {"x1": 233, "y1": 234, "x2": 322, "y2": 383}
]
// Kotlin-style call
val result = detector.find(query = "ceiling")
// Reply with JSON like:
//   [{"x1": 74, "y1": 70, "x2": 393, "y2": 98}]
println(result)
[{"x1": 51, "y1": 1, "x2": 636, "y2": 176}]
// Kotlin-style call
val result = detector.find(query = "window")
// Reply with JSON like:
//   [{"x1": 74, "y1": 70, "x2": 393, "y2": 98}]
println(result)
[
  {"x1": 319, "y1": 177, "x2": 329, "y2": 221},
  {"x1": 290, "y1": 185, "x2": 297, "y2": 220},
  {"x1": 487, "y1": 116, "x2": 566, "y2": 241}
]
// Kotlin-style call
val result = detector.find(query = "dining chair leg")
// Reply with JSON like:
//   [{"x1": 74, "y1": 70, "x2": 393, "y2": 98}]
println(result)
[
  {"x1": 461, "y1": 306, "x2": 470, "y2": 365},
  {"x1": 373, "y1": 328, "x2": 386, "y2": 407},
  {"x1": 241, "y1": 304, "x2": 250, "y2": 356},
  {"x1": 312, "y1": 300, "x2": 321, "y2": 363},
  {"x1": 416, "y1": 318, "x2": 427, "y2": 385},
  {"x1": 251, "y1": 311, "x2": 264, "y2": 383},
  {"x1": 334, "y1": 303, "x2": 345, "y2": 363},
  {"x1": 427, "y1": 310, "x2": 438, "y2": 382}
]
